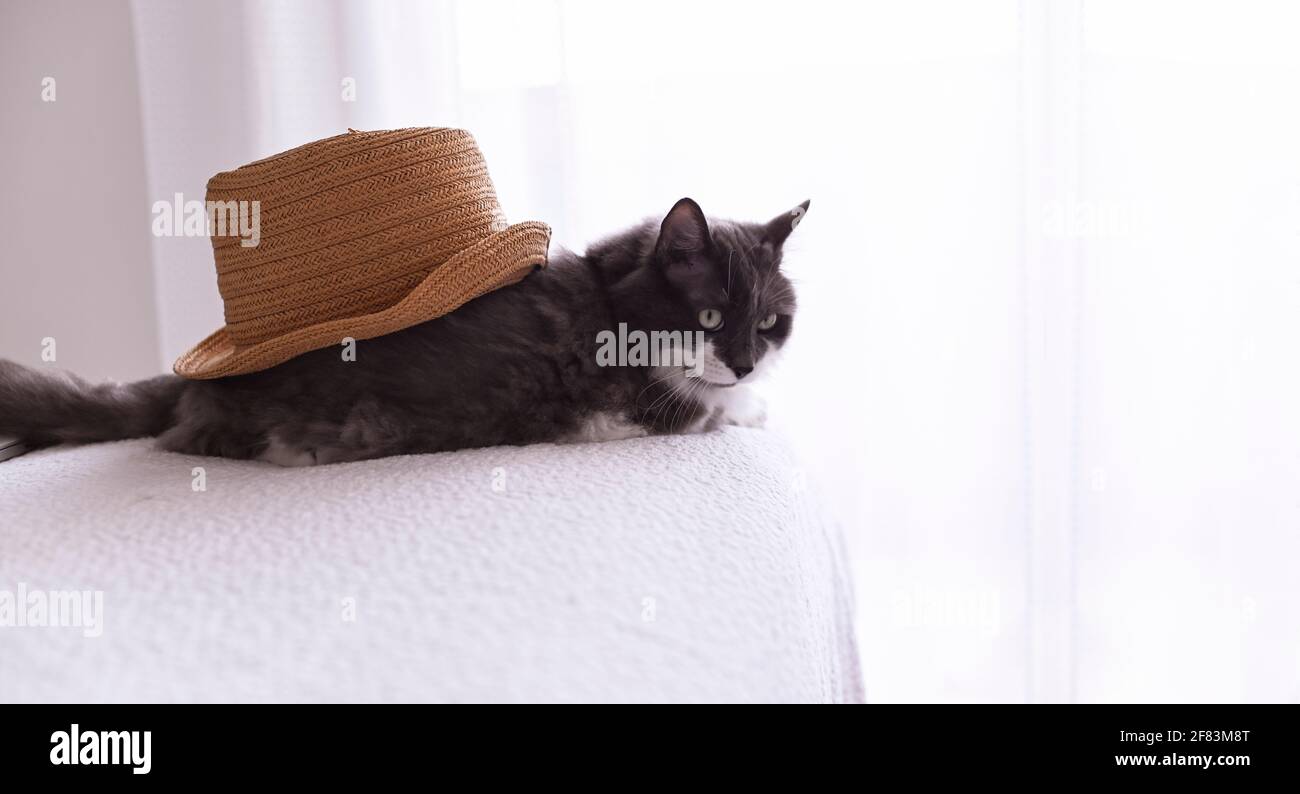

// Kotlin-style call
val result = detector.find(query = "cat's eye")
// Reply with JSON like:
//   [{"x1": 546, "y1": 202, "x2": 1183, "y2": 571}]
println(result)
[
  {"x1": 698, "y1": 308, "x2": 724, "y2": 330},
  {"x1": 757, "y1": 312, "x2": 779, "y2": 331}
]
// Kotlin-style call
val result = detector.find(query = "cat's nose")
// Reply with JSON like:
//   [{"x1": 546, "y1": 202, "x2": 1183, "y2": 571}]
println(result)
[{"x1": 731, "y1": 366, "x2": 753, "y2": 380}]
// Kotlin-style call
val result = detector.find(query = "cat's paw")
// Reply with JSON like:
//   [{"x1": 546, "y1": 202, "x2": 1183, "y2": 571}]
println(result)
[{"x1": 721, "y1": 388, "x2": 767, "y2": 429}]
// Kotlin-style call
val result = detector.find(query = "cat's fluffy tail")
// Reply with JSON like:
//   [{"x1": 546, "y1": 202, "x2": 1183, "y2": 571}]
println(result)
[{"x1": 0, "y1": 359, "x2": 184, "y2": 447}]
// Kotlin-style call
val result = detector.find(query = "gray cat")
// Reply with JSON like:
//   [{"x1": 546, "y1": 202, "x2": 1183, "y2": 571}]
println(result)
[{"x1": 0, "y1": 198, "x2": 805, "y2": 466}]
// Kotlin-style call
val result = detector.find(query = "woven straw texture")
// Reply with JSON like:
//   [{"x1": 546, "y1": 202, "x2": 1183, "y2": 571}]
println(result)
[{"x1": 174, "y1": 128, "x2": 550, "y2": 379}]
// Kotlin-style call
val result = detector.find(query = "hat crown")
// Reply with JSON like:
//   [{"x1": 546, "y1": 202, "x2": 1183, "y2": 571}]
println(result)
[{"x1": 205, "y1": 128, "x2": 509, "y2": 347}]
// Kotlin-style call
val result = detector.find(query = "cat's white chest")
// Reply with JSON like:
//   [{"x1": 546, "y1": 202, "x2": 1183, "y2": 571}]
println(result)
[
  {"x1": 711, "y1": 385, "x2": 767, "y2": 428},
  {"x1": 565, "y1": 411, "x2": 650, "y2": 443},
  {"x1": 258, "y1": 435, "x2": 318, "y2": 466}
]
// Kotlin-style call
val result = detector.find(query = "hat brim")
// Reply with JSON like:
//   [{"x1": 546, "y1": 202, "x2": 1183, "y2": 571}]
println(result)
[{"x1": 174, "y1": 221, "x2": 550, "y2": 380}]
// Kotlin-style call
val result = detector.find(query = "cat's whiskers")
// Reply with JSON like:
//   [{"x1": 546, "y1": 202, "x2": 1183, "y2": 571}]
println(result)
[
  {"x1": 683, "y1": 376, "x2": 712, "y2": 430},
  {"x1": 670, "y1": 374, "x2": 708, "y2": 433},
  {"x1": 728, "y1": 248, "x2": 738, "y2": 301},
  {"x1": 649, "y1": 368, "x2": 690, "y2": 430},
  {"x1": 635, "y1": 367, "x2": 686, "y2": 412},
  {"x1": 664, "y1": 383, "x2": 689, "y2": 432},
  {"x1": 673, "y1": 378, "x2": 702, "y2": 433},
  {"x1": 651, "y1": 375, "x2": 699, "y2": 426},
  {"x1": 665, "y1": 379, "x2": 689, "y2": 431},
  {"x1": 640, "y1": 370, "x2": 693, "y2": 422}
]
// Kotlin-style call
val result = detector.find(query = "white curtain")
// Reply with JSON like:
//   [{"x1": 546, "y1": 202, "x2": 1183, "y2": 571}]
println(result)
[{"x1": 129, "y1": 0, "x2": 1300, "y2": 701}]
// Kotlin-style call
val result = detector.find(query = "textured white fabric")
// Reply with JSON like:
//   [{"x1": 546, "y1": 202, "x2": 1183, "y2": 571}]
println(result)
[{"x1": 0, "y1": 429, "x2": 862, "y2": 703}]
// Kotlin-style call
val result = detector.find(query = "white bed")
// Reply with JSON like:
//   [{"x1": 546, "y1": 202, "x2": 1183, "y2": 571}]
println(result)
[{"x1": 0, "y1": 428, "x2": 862, "y2": 703}]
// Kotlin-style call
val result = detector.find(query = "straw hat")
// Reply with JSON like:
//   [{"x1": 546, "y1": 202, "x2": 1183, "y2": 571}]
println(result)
[{"x1": 173, "y1": 128, "x2": 550, "y2": 379}]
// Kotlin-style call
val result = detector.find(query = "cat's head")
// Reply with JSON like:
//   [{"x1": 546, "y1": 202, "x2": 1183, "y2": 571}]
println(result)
[{"x1": 650, "y1": 197, "x2": 807, "y2": 387}]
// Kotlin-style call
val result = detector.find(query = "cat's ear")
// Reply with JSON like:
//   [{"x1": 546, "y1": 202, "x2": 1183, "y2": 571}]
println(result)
[
  {"x1": 655, "y1": 198, "x2": 712, "y2": 260},
  {"x1": 763, "y1": 199, "x2": 811, "y2": 248}
]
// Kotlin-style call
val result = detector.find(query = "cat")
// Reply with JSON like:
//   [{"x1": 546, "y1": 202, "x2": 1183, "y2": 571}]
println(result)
[{"x1": 0, "y1": 197, "x2": 806, "y2": 466}]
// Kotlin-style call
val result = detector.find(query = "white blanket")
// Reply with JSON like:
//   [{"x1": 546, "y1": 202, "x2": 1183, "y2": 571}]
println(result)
[{"x1": 0, "y1": 428, "x2": 862, "y2": 703}]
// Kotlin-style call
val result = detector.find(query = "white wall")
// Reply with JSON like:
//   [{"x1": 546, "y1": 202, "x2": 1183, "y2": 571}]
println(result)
[
  {"x1": 128, "y1": 0, "x2": 261, "y2": 370},
  {"x1": 0, "y1": 0, "x2": 160, "y2": 381},
  {"x1": 1077, "y1": 0, "x2": 1300, "y2": 703},
  {"x1": 126, "y1": 0, "x2": 467, "y2": 369}
]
